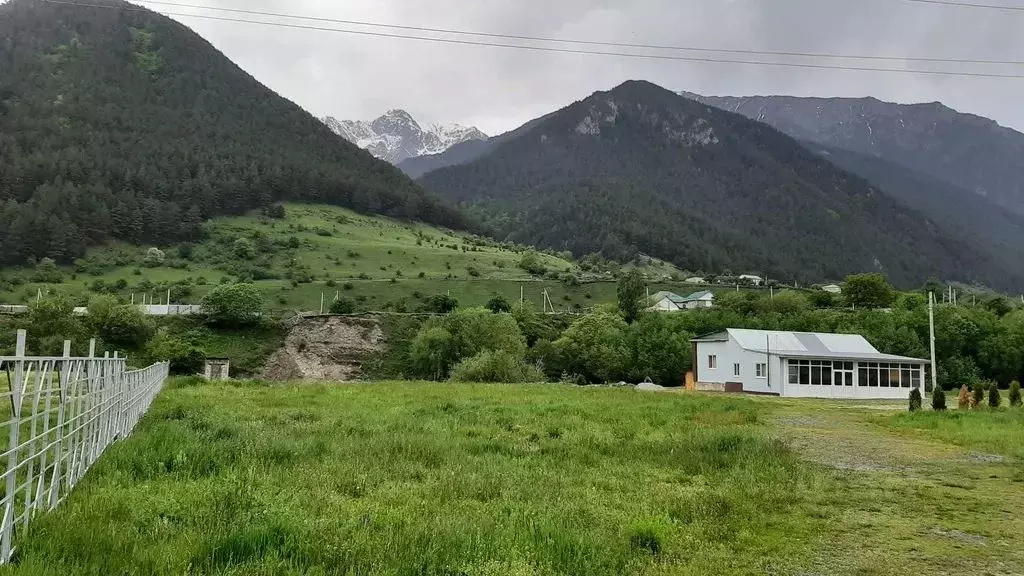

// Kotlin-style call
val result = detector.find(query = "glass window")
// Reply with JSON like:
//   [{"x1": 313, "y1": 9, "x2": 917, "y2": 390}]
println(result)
[
  {"x1": 789, "y1": 365, "x2": 799, "y2": 385},
  {"x1": 912, "y1": 367, "x2": 922, "y2": 389},
  {"x1": 821, "y1": 367, "x2": 832, "y2": 386},
  {"x1": 709, "y1": 355, "x2": 717, "y2": 369},
  {"x1": 901, "y1": 368, "x2": 912, "y2": 388},
  {"x1": 869, "y1": 367, "x2": 879, "y2": 387},
  {"x1": 799, "y1": 364, "x2": 809, "y2": 385},
  {"x1": 756, "y1": 363, "x2": 767, "y2": 378},
  {"x1": 734, "y1": 363, "x2": 741, "y2": 377},
  {"x1": 858, "y1": 367, "x2": 868, "y2": 387}
]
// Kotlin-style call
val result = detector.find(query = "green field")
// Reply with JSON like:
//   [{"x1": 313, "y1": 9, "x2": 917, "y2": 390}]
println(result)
[
  {"x1": 0, "y1": 204, "x2": 725, "y2": 312},
  {"x1": 5, "y1": 382, "x2": 1022, "y2": 575}
]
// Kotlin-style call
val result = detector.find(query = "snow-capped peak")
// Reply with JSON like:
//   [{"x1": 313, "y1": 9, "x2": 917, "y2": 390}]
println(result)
[{"x1": 321, "y1": 109, "x2": 488, "y2": 165}]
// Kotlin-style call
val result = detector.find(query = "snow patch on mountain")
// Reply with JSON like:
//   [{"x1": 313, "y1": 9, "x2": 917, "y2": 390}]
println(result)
[{"x1": 321, "y1": 110, "x2": 488, "y2": 165}]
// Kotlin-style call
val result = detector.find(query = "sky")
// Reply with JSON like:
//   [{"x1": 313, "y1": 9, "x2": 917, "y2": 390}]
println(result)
[{"x1": 32, "y1": 0, "x2": 1024, "y2": 134}]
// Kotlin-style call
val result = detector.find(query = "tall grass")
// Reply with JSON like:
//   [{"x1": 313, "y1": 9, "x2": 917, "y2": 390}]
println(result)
[
  {"x1": 4, "y1": 381, "x2": 829, "y2": 575},
  {"x1": 886, "y1": 409, "x2": 1024, "y2": 460}
]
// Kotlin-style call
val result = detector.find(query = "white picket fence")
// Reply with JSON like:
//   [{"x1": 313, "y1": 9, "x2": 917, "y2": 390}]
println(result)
[{"x1": 0, "y1": 330, "x2": 169, "y2": 563}]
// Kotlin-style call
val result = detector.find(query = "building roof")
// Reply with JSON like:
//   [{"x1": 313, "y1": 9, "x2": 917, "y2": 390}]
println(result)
[
  {"x1": 650, "y1": 291, "x2": 687, "y2": 304},
  {"x1": 693, "y1": 328, "x2": 927, "y2": 363},
  {"x1": 683, "y1": 291, "x2": 714, "y2": 301}
]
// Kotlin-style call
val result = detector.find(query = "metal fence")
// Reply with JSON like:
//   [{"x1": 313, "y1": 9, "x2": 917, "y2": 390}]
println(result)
[{"x1": 0, "y1": 330, "x2": 169, "y2": 563}]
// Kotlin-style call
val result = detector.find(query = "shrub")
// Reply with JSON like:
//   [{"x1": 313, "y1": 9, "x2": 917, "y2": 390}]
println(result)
[
  {"x1": 486, "y1": 294, "x2": 511, "y2": 314},
  {"x1": 342, "y1": 282, "x2": 354, "y2": 291},
  {"x1": 555, "y1": 312, "x2": 629, "y2": 383},
  {"x1": 449, "y1": 350, "x2": 544, "y2": 383},
  {"x1": 143, "y1": 247, "x2": 165, "y2": 267},
  {"x1": 418, "y1": 294, "x2": 458, "y2": 314},
  {"x1": 329, "y1": 297, "x2": 355, "y2": 315},
  {"x1": 1011, "y1": 380, "x2": 1022, "y2": 407},
  {"x1": 957, "y1": 385, "x2": 971, "y2": 410},
  {"x1": 201, "y1": 283, "x2": 263, "y2": 327},
  {"x1": 931, "y1": 384, "x2": 947, "y2": 411},
  {"x1": 233, "y1": 238, "x2": 256, "y2": 260},
  {"x1": 87, "y1": 295, "x2": 153, "y2": 350},
  {"x1": 409, "y1": 309, "x2": 527, "y2": 380},
  {"x1": 31, "y1": 258, "x2": 64, "y2": 283},
  {"x1": 518, "y1": 251, "x2": 547, "y2": 276},
  {"x1": 909, "y1": 388, "x2": 922, "y2": 412},
  {"x1": 988, "y1": 384, "x2": 1001, "y2": 408},
  {"x1": 972, "y1": 381, "x2": 985, "y2": 408},
  {"x1": 148, "y1": 332, "x2": 206, "y2": 375}
]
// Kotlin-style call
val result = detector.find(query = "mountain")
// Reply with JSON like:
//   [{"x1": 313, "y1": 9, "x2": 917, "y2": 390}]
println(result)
[
  {"x1": 0, "y1": 0, "x2": 471, "y2": 268},
  {"x1": 397, "y1": 112, "x2": 557, "y2": 178},
  {"x1": 682, "y1": 93, "x2": 1024, "y2": 216},
  {"x1": 420, "y1": 80, "x2": 1014, "y2": 289},
  {"x1": 322, "y1": 110, "x2": 487, "y2": 165}
]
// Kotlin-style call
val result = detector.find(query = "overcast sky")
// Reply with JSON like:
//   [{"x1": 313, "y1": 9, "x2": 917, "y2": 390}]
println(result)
[{"x1": 54, "y1": 0, "x2": 1024, "y2": 133}]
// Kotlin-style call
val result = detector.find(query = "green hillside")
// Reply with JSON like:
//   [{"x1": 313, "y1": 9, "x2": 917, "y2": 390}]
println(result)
[
  {"x1": 0, "y1": 0, "x2": 470, "y2": 267},
  {"x1": 0, "y1": 204, "x2": 752, "y2": 313}
]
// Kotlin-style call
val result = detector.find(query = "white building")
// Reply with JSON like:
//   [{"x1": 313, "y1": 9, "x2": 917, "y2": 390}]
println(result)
[
  {"x1": 821, "y1": 284, "x2": 842, "y2": 294},
  {"x1": 685, "y1": 277, "x2": 707, "y2": 285},
  {"x1": 691, "y1": 328, "x2": 927, "y2": 399},
  {"x1": 738, "y1": 274, "x2": 764, "y2": 286},
  {"x1": 649, "y1": 291, "x2": 715, "y2": 312}
]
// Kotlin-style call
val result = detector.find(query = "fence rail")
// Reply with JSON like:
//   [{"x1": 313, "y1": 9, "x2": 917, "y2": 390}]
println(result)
[{"x1": 0, "y1": 330, "x2": 168, "y2": 563}]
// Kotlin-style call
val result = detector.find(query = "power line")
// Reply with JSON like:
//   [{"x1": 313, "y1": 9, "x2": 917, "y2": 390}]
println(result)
[
  {"x1": 41, "y1": 0, "x2": 1024, "y2": 79},
  {"x1": 904, "y1": 0, "x2": 1024, "y2": 11},
  {"x1": 123, "y1": 0, "x2": 1024, "y2": 66}
]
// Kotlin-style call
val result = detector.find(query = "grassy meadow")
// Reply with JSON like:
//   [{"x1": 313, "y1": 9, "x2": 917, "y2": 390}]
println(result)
[
  {"x1": 0, "y1": 204, "x2": 750, "y2": 313},
  {"x1": 3, "y1": 381, "x2": 1022, "y2": 575}
]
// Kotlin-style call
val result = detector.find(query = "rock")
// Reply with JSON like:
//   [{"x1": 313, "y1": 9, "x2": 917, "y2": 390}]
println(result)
[{"x1": 260, "y1": 316, "x2": 386, "y2": 382}]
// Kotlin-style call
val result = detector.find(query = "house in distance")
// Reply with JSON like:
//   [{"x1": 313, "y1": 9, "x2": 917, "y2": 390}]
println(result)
[
  {"x1": 691, "y1": 329, "x2": 928, "y2": 399},
  {"x1": 648, "y1": 291, "x2": 715, "y2": 312}
]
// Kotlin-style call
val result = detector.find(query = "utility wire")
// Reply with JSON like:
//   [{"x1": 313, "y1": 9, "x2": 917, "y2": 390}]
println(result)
[
  {"x1": 41, "y1": 0, "x2": 1024, "y2": 79},
  {"x1": 116, "y1": 0, "x2": 1024, "y2": 66},
  {"x1": 904, "y1": 0, "x2": 1024, "y2": 11}
]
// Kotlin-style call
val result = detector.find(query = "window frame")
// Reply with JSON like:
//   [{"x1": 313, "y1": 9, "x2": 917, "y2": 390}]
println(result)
[
  {"x1": 755, "y1": 363, "x2": 767, "y2": 379},
  {"x1": 733, "y1": 363, "x2": 741, "y2": 377},
  {"x1": 708, "y1": 355, "x2": 717, "y2": 369}
]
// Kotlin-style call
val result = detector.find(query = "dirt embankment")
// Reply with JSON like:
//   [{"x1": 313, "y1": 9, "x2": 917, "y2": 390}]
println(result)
[{"x1": 261, "y1": 316, "x2": 386, "y2": 381}]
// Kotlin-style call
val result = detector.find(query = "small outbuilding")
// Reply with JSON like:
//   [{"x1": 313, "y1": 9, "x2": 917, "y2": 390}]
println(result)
[
  {"x1": 691, "y1": 328, "x2": 927, "y2": 399},
  {"x1": 204, "y1": 358, "x2": 231, "y2": 380},
  {"x1": 649, "y1": 291, "x2": 715, "y2": 312},
  {"x1": 821, "y1": 284, "x2": 842, "y2": 294}
]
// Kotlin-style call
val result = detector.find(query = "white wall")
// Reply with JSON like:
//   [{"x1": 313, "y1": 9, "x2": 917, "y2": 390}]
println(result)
[{"x1": 695, "y1": 339, "x2": 779, "y2": 394}]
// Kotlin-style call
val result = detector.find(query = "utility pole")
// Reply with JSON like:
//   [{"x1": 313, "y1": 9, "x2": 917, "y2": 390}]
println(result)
[
  {"x1": 928, "y1": 292, "x2": 937, "y2": 405},
  {"x1": 320, "y1": 292, "x2": 325, "y2": 314}
]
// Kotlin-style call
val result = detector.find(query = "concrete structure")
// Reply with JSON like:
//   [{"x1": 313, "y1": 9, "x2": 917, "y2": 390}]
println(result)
[
  {"x1": 204, "y1": 358, "x2": 231, "y2": 380},
  {"x1": 691, "y1": 328, "x2": 927, "y2": 399},
  {"x1": 822, "y1": 284, "x2": 842, "y2": 294},
  {"x1": 649, "y1": 291, "x2": 715, "y2": 312}
]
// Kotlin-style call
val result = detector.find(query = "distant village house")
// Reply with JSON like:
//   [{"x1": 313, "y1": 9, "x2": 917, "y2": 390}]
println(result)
[{"x1": 648, "y1": 291, "x2": 715, "y2": 312}]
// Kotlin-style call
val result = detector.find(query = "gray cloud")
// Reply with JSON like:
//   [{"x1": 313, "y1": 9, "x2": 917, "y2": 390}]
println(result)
[{"x1": 65, "y1": 0, "x2": 1024, "y2": 132}]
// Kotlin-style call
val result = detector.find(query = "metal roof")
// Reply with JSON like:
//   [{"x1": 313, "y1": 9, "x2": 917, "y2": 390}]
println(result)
[{"x1": 697, "y1": 328, "x2": 927, "y2": 363}]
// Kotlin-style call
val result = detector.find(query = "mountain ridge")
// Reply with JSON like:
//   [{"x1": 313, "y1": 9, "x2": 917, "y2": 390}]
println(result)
[
  {"x1": 421, "y1": 80, "x2": 1015, "y2": 289},
  {"x1": 681, "y1": 92, "x2": 1024, "y2": 216},
  {"x1": 322, "y1": 109, "x2": 487, "y2": 165}
]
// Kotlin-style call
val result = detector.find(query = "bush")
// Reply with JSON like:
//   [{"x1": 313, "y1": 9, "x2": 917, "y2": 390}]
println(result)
[
  {"x1": 957, "y1": 385, "x2": 971, "y2": 410},
  {"x1": 418, "y1": 294, "x2": 458, "y2": 314},
  {"x1": 972, "y1": 381, "x2": 986, "y2": 408},
  {"x1": 909, "y1": 388, "x2": 922, "y2": 412},
  {"x1": 409, "y1": 309, "x2": 527, "y2": 380},
  {"x1": 31, "y1": 257, "x2": 64, "y2": 283},
  {"x1": 931, "y1": 384, "x2": 947, "y2": 411},
  {"x1": 485, "y1": 294, "x2": 511, "y2": 314},
  {"x1": 555, "y1": 312, "x2": 629, "y2": 383},
  {"x1": 201, "y1": 283, "x2": 263, "y2": 327},
  {"x1": 988, "y1": 384, "x2": 1001, "y2": 408},
  {"x1": 148, "y1": 332, "x2": 205, "y2": 375},
  {"x1": 87, "y1": 295, "x2": 153, "y2": 350},
  {"x1": 449, "y1": 350, "x2": 544, "y2": 383},
  {"x1": 343, "y1": 282, "x2": 354, "y2": 291},
  {"x1": 1011, "y1": 380, "x2": 1022, "y2": 407},
  {"x1": 143, "y1": 247, "x2": 165, "y2": 267},
  {"x1": 233, "y1": 238, "x2": 255, "y2": 260},
  {"x1": 518, "y1": 251, "x2": 547, "y2": 276},
  {"x1": 329, "y1": 297, "x2": 355, "y2": 315}
]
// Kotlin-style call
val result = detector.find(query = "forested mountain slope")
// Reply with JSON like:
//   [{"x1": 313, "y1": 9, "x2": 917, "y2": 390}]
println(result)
[
  {"x1": 0, "y1": 0, "x2": 470, "y2": 267},
  {"x1": 684, "y1": 93, "x2": 1024, "y2": 217},
  {"x1": 421, "y1": 81, "x2": 1013, "y2": 289}
]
